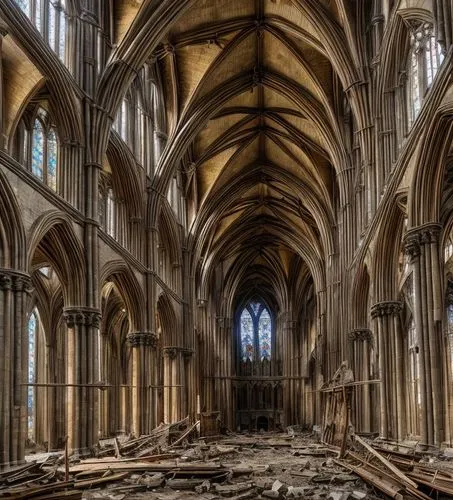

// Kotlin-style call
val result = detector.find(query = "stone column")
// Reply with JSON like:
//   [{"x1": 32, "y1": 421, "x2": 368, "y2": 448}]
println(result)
[
  {"x1": 405, "y1": 223, "x2": 443, "y2": 446},
  {"x1": 348, "y1": 329, "x2": 373, "y2": 433},
  {"x1": 371, "y1": 301, "x2": 403, "y2": 440},
  {"x1": 0, "y1": 270, "x2": 32, "y2": 465},
  {"x1": 63, "y1": 307, "x2": 101, "y2": 456},
  {"x1": 0, "y1": 26, "x2": 8, "y2": 149},
  {"x1": 127, "y1": 331, "x2": 158, "y2": 436}
]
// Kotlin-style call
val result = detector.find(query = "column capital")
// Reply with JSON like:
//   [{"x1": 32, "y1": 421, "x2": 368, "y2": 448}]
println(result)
[
  {"x1": 0, "y1": 269, "x2": 32, "y2": 293},
  {"x1": 127, "y1": 331, "x2": 158, "y2": 348},
  {"x1": 371, "y1": 301, "x2": 402, "y2": 318},
  {"x1": 63, "y1": 307, "x2": 101, "y2": 328},
  {"x1": 348, "y1": 328, "x2": 373, "y2": 343}
]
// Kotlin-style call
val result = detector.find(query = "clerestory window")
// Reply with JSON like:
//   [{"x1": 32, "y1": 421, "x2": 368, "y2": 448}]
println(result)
[
  {"x1": 15, "y1": 0, "x2": 66, "y2": 62},
  {"x1": 31, "y1": 108, "x2": 58, "y2": 190},
  {"x1": 406, "y1": 22, "x2": 444, "y2": 127}
]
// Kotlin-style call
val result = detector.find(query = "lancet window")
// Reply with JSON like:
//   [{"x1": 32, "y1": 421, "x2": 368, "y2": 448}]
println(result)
[
  {"x1": 407, "y1": 22, "x2": 444, "y2": 127},
  {"x1": 15, "y1": 0, "x2": 66, "y2": 61}
]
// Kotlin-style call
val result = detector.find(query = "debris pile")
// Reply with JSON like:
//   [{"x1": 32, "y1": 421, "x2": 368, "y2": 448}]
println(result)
[{"x1": 3, "y1": 426, "x2": 453, "y2": 499}]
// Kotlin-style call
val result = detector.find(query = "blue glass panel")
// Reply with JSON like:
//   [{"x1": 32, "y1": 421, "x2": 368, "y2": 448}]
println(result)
[
  {"x1": 47, "y1": 128, "x2": 57, "y2": 190},
  {"x1": 240, "y1": 309, "x2": 254, "y2": 361},
  {"x1": 28, "y1": 312, "x2": 36, "y2": 439},
  {"x1": 32, "y1": 120, "x2": 44, "y2": 180},
  {"x1": 258, "y1": 308, "x2": 271, "y2": 360}
]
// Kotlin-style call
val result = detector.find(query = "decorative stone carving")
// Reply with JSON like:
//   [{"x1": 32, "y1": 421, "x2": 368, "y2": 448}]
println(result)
[
  {"x1": 127, "y1": 332, "x2": 158, "y2": 348},
  {"x1": 0, "y1": 270, "x2": 32, "y2": 293},
  {"x1": 163, "y1": 347, "x2": 177, "y2": 359},
  {"x1": 63, "y1": 307, "x2": 101, "y2": 328},
  {"x1": 371, "y1": 301, "x2": 402, "y2": 318},
  {"x1": 405, "y1": 223, "x2": 442, "y2": 262},
  {"x1": 348, "y1": 329, "x2": 373, "y2": 343}
]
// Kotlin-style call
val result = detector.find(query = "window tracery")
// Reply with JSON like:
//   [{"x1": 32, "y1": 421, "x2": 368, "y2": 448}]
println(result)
[
  {"x1": 406, "y1": 22, "x2": 444, "y2": 127},
  {"x1": 15, "y1": 0, "x2": 66, "y2": 62},
  {"x1": 29, "y1": 108, "x2": 59, "y2": 190},
  {"x1": 239, "y1": 302, "x2": 272, "y2": 362}
]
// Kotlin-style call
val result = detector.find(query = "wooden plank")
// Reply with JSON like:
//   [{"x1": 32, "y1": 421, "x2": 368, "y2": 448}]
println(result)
[{"x1": 354, "y1": 435, "x2": 418, "y2": 489}]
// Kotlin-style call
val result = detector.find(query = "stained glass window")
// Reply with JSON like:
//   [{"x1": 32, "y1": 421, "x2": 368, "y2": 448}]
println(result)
[
  {"x1": 28, "y1": 311, "x2": 37, "y2": 440},
  {"x1": 47, "y1": 128, "x2": 57, "y2": 190},
  {"x1": 258, "y1": 308, "x2": 271, "y2": 360},
  {"x1": 14, "y1": 1, "x2": 66, "y2": 62},
  {"x1": 32, "y1": 120, "x2": 44, "y2": 180},
  {"x1": 30, "y1": 111, "x2": 59, "y2": 189},
  {"x1": 239, "y1": 302, "x2": 272, "y2": 362},
  {"x1": 240, "y1": 309, "x2": 254, "y2": 361},
  {"x1": 407, "y1": 23, "x2": 444, "y2": 127}
]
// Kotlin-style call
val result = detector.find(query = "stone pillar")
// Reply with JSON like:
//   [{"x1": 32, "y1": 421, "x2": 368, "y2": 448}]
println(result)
[
  {"x1": 0, "y1": 270, "x2": 32, "y2": 465},
  {"x1": 127, "y1": 331, "x2": 158, "y2": 436},
  {"x1": 371, "y1": 301, "x2": 403, "y2": 440},
  {"x1": 0, "y1": 26, "x2": 8, "y2": 149},
  {"x1": 405, "y1": 223, "x2": 444, "y2": 446},
  {"x1": 348, "y1": 329, "x2": 373, "y2": 433},
  {"x1": 63, "y1": 307, "x2": 101, "y2": 456}
]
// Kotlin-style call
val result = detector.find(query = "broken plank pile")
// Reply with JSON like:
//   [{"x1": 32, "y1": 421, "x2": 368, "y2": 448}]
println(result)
[
  {"x1": 336, "y1": 434, "x2": 453, "y2": 499},
  {"x1": 97, "y1": 415, "x2": 193, "y2": 458}
]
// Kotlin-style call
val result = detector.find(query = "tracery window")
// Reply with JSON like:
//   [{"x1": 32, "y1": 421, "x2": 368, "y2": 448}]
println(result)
[
  {"x1": 407, "y1": 22, "x2": 444, "y2": 127},
  {"x1": 28, "y1": 310, "x2": 37, "y2": 440},
  {"x1": 239, "y1": 302, "x2": 272, "y2": 362},
  {"x1": 15, "y1": 0, "x2": 66, "y2": 62},
  {"x1": 31, "y1": 108, "x2": 58, "y2": 190}
]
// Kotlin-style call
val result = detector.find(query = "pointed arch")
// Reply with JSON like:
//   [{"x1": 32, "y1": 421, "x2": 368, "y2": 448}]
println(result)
[
  {"x1": 27, "y1": 210, "x2": 85, "y2": 305},
  {"x1": 100, "y1": 260, "x2": 145, "y2": 332}
]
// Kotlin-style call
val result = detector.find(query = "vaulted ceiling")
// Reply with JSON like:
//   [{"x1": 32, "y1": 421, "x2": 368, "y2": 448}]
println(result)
[{"x1": 156, "y1": 0, "x2": 347, "y2": 307}]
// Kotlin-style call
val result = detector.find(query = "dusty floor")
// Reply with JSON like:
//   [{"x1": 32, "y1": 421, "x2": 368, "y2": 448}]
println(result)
[{"x1": 79, "y1": 433, "x2": 379, "y2": 499}]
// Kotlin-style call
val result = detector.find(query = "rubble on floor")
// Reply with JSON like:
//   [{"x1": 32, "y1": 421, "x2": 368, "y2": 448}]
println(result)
[{"x1": 3, "y1": 427, "x2": 453, "y2": 499}]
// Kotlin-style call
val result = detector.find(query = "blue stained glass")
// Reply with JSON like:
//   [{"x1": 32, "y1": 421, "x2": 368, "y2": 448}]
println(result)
[
  {"x1": 240, "y1": 309, "x2": 254, "y2": 361},
  {"x1": 32, "y1": 120, "x2": 44, "y2": 180},
  {"x1": 258, "y1": 308, "x2": 271, "y2": 360},
  {"x1": 47, "y1": 128, "x2": 57, "y2": 190},
  {"x1": 28, "y1": 312, "x2": 36, "y2": 439},
  {"x1": 15, "y1": 0, "x2": 29, "y2": 16}
]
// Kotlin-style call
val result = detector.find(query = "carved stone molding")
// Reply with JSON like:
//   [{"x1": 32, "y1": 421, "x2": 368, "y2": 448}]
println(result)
[
  {"x1": 348, "y1": 329, "x2": 373, "y2": 343},
  {"x1": 0, "y1": 269, "x2": 32, "y2": 293},
  {"x1": 371, "y1": 301, "x2": 402, "y2": 318},
  {"x1": 162, "y1": 346, "x2": 194, "y2": 359},
  {"x1": 127, "y1": 332, "x2": 158, "y2": 348},
  {"x1": 63, "y1": 307, "x2": 101, "y2": 328},
  {"x1": 404, "y1": 223, "x2": 442, "y2": 262}
]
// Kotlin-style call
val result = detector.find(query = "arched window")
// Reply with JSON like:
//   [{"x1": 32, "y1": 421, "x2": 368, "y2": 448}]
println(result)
[
  {"x1": 407, "y1": 22, "x2": 444, "y2": 127},
  {"x1": 14, "y1": 0, "x2": 66, "y2": 62},
  {"x1": 31, "y1": 109, "x2": 59, "y2": 190},
  {"x1": 28, "y1": 310, "x2": 37, "y2": 440},
  {"x1": 99, "y1": 173, "x2": 116, "y2": 239},
  {"x1": 239, "y1": 301, "x2": 272, "y2": 362}
]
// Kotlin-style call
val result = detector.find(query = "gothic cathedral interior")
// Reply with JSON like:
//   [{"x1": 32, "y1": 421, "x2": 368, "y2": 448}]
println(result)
[{"x1": 1, "y1": 0, "x2": 453, "y2": 465}]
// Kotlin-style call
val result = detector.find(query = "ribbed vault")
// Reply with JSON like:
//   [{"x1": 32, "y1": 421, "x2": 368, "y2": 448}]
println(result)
[{"x1": 155, "y1": 0, "x2": 342, "y2": 305}]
